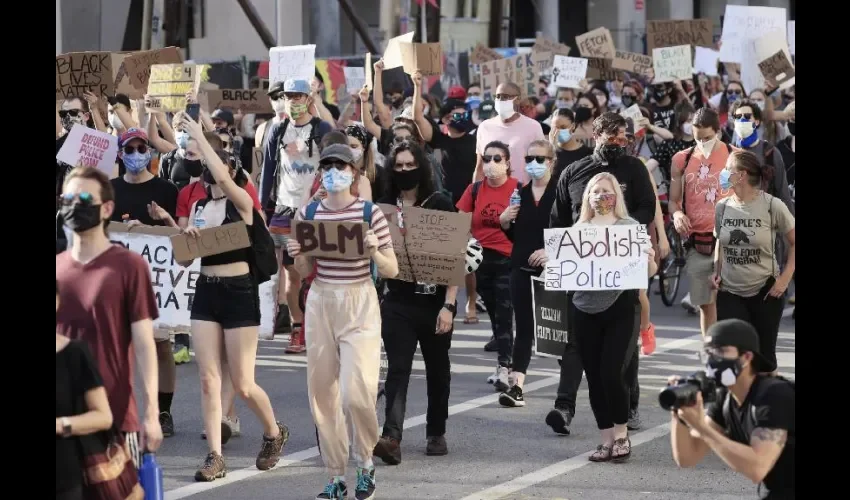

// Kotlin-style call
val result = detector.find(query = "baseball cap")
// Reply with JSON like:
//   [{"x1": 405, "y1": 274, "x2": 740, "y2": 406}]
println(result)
[
  {"x1": 440, "y1": 98, "x2": 467, "y2": 119},
  {"x1": 319, "y1": 143, "x2": 355, "y2": 165},
  {"x1": 447, "y1": 85, "x2": 467, "y2": 100},
  {"x1": 119, "y1": 128, "x2": 149, "y2": 148},
  {"x1": 267, "y1": 80, "x2": 286, "y2": 97},
  {"x1": 284, "y1": 78, "x2": 311, "y2": 95},
  {"x1": 477, "y1": 99, "x2": 496, "y2": 120},
  {"x1": 211, "y1": 109, "x2": 234, "y2": 126},
  {"x1": 705, "y1": 319, "x2": 773, "y2": 372}
]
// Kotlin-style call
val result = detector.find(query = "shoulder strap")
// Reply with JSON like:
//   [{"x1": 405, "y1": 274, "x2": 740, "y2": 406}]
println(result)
[
  {"x1": 681, "y1": 145, "x2": 697, "y2": 209},
  {"x1": 722, "y1": 390, "x2": 732, "y2": 427},
  {"x1": 304, "y1": 200, "x2": 320, "y2": 221},
  {"x1": 471, "y1": 180, "x2": 483, "y2": 210},
  {"x1": 225, "y1": 199, "x2": 242, "y2": 222},
  {"x1": 725, "y1": 143, "x2": 733, "y2": 154},
  {"x1": 419, "y1": 192, "x2": 438, "y2": 209}
]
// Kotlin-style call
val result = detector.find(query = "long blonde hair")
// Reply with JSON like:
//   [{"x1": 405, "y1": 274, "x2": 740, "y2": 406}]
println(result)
[{"x1": 578, "y1": 172, "x2": 630, "y2": 223}]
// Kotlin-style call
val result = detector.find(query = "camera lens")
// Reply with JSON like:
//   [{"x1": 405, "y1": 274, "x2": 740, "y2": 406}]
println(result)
[{"x1": 658, "y1": 383, "x2": 699, "y2": 411}]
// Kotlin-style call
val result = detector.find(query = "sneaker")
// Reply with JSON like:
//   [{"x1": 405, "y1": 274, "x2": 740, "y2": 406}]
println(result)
[
  {"x1": 201, "y1": 418, "x2": 236, "y2": 443},
  {"x1": 492, "y1": 366, "x2": 510, "y2": 392},
  {"x1": 475, "y1": 296, "x2": 486, "y2": 313},
  {"x1": 499, "y1": 385, "x2": 526, "y2": 407},
  {"x1": 640, "y1": 323, "x2": 656, "y2": 355},
  {"x1": 316, "y1": 478, "x2": 348, "y2": 500},
  {"x1": 627, "y1": 409, "x2": 642, "y2": 431},
  {"x1": 255, "y1": 422, "x2": 289, "y2": 470},
  {"x1": 425, "y1": 435, "x2": 448, "y2": 456},
  {"x1": 372, "y1": 436, "x2": 401, "y2": 465},
  {"x1": 173, "y1": 344, "x2": 191, "y2": 364},
  {"x1": 194, "y1": 451, "x2": 226, "y2": 482},
  {"x1": 355, "y1": 467, "x2": 376, "y2": 500},
  {"x1": 680, "y1": 293, "x2": 698, "y2": 315},
  {"x1": 285, "y1": 327, "x2": 306, "y2": 354},
  {"x1": 545, "y1": 407, "x2": 573, "y2": 435},
  {"x1": 484, "y1": 336, "x2": 498, "y2": 352},
  {"x1": 159, "y1": 411, "x2": 175, "y2": 437}
]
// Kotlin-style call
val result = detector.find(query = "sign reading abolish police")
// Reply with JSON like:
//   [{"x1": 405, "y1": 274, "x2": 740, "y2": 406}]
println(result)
[
  {"x1": 543, "y1": 224, "x2": 650, "y2": 291},
  {"x1": 531, "y1": 276, "x2": 569, "y2": 358}
]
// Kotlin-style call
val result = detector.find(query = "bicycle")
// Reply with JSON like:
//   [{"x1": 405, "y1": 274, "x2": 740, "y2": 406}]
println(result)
[{"x1": 654, "y1": 180, "x2": 687, "y2": 307}]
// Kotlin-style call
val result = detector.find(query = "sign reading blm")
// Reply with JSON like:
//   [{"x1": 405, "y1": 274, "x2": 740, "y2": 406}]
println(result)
[
  {"x1": 531, "y1": 276, "x2": 569, "y2": 358},
  {"x1": 543, "y1": 224, "x2": 650, "y2": 291}
]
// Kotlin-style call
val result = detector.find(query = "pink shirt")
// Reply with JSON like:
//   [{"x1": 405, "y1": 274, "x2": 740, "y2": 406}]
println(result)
[{"x1": 476, "y1": 114, "x2": 545, "y2": 185}]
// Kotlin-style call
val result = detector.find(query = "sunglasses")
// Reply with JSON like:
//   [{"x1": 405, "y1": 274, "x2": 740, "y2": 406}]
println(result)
[
  {"x1": 482, "y1": 155, "x2": 504, "y2": 164},
  {"x1": 727, "y1": 89, "x2": 743, "y2": 96},
  {"x1": 734, "y1": 113, "x2": 753, "y2": 120},
  {"x1": 59, "y1": 191, "x2": 95, "y2": 206},
  {"x1": 603, "y1": 136, "x2": 628, "y2": 147},
  {"x1": 451, "y1": 112, "x2": 466, "y2": 120},
  {"x1": 393, "y1": 136, "x2": 412, "y2": 144},
  {"x1": 524, "y1": 155, "x2": 551, "y2": 164},
  {"x1": 320, "y1": 161, "x2": 349, "y2": 170},
  {"x1": 394, "y1": 161, "x2": 417, "y2": 170},
  {"x1": 58, "y1": 109, "x2": 84, "y2": 119},
  {"x1": 123, "y1": 144, "x2": 148, "y2": 155}
]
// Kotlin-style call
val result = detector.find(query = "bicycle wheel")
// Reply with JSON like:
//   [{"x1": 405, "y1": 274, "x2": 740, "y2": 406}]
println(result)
[{"x1": 659, "y1": 225, "x2": 684, "y2": 306}]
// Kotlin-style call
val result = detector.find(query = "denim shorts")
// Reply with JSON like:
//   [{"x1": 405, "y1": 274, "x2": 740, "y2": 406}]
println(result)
[{"x1": 191, "y1": 274, "x2": 261, "y2": 329}]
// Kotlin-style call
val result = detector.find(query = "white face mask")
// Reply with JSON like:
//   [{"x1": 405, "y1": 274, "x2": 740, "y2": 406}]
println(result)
[
  {"x1": 483, "y1": 162, "x2": 508, "y2": 179},
  {"x1": 272, "y1": 99, "x2": 286, "y2": 114},
  {"x1": 734, "y1": 120, "x2": 755, "y2": 139},
  {"x1": 697, "y1": 137, "x2": 718, "y2": 157},
  {"x1": 108, "y1": 112, "x2": 123, "y2": 131},
  {"x1": 495, "y1": 99, "x2": 516, "y2": 120},
  {"x1": 682, "y1": 122, "x2": 693, "y2": 136},
  {"x1": 350, "y1": 148, "x2": 363, "y2": 164}
]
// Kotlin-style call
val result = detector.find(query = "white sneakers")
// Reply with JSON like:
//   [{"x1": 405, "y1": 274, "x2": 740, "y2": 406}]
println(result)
[{"x1": 486, "y1": 366, "x2": 510, "y2": 392}]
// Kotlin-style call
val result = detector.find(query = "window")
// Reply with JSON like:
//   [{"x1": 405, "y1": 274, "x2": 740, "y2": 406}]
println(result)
[{"x1": 457, "y1": 0, "x2": 466, "y2": 17}]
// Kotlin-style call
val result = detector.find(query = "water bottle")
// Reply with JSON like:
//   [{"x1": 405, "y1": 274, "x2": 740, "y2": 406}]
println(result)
[
  {"x1": 138, "y1": 453, "x2": 164, "y2": 500},
  {"x1": 509, "y1": 188, "x2": 521, "y2": 224},
  {"x1": 194, "y1": 206, "x2": 206, "y2": 229}
]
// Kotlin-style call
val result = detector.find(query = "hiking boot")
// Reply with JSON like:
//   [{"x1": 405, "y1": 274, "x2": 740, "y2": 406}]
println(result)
[
  {"x1": 640, "y1": 323, "x2": 656, "y2": 355},
  {"x1": 255, "y1": 422, "x2": 289, "y2": 470},
  {"x1": 159, "y1": 411, "x2": 175, "y2": 437},
  {"x1": 372, "y1": 436, "x2": 401, "y2": 465},
  {"x1": 354, "y1": 467, "x2": 376, "y2": 500},
  {"x1": 545, "y1": 407, "x2": 574, "y2": 435},
  {"x1": 194, "y1": 452, "x2": 226, "y2": 482},
  {"x1": 499, "y1": 385, "x2": 526, "y2": 407},
  {"x1": 285, "y1": 326, "x2": 306, "y2": 354},
  {"x1": 316, "y1": 478, "x2": 348, "y2": 499},
  {"x1": 425, "y1": 435, "x2": 448, "y2": 456}
]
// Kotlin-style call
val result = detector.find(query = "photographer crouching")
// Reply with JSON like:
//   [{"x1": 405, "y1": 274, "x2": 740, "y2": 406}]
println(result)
[{"x1": 663, "y1": 319, "x2": 794, "y2": 499}]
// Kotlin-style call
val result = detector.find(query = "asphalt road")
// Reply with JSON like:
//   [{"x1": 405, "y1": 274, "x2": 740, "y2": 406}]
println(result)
[{"x1": 153, "y1": 280, "x2": 796, "y2": 500}]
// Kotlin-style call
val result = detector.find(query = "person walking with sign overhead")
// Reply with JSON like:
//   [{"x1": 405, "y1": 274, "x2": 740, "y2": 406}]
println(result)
[
  {"x1": 286, "y1": 143, "x2": 398, "y2": 500},
  {"x1": 548, "y1": 112, "x2": 656, "y2": 436}
]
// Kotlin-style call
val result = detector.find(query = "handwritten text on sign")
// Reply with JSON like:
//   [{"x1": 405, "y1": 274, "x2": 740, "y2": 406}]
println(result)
[
  {"x1": 652, "y1": 45, "x2": 693, "y2": 83},
  {"x1": 146, "y1": 64, "x2": 209, "y2": 112},
  {"x1": 293, "y1": 220, "x2": 368, "y2": 259},
  {"x1": 543, "y1": 225, "x2": 649, "y2": 291},
  {"x1": 56, "y1": 124, "x2": 119, "y2": 176},
  {"x1": 202, "y1": 89, "x2": 274, "y2": 114},
  {"x1": 56, "y1": 52, "x2": 115, "y2": 100},
  {"x1": 269, "y1": 45, "x2": 316, "y2": 85},
  {"x1": 551, "y1": 56, "x2": 588, "y2": 89},
  {"x1": 575, "y1": 27, "x2": 616, "y2": 59},
  {"x1": 170, "y1": 221, "x2": 251, "y2": 261}
]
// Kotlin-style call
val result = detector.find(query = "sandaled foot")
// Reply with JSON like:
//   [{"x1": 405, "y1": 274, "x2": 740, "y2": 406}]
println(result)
[
  {"x1": 463, "y1": 316, "x2": 479, "y2": 324},
  {"x1": 588, "y1": 444, "x2": 612, "y2": 462},
  {"x1": 612, "y1": 437, "x2": 631, "y2": 463}
]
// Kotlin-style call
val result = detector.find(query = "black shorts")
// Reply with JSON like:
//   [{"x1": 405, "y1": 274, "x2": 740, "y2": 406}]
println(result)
[{"x1": 191, "y1": 274, "x2": 261, "y2": 329}]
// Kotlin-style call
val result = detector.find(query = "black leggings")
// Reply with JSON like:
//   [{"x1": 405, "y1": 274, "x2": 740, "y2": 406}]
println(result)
[
  {"x1": 716, "y1": 279, "x2": 785, "y2": 372},
  {"x1": 475, "y1": 250, "x2": 514, "y2": 367},
  {"x1": 572, "y1": 291, "x2": 639, "y2": 429},
  {"x1": 510, "y1": 267, "x2": 536, "y2": 374}
]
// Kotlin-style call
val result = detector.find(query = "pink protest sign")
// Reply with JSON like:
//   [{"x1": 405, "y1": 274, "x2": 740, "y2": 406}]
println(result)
[{"x1": 56, "y1": 123, "x2": 119, "y2": 176}]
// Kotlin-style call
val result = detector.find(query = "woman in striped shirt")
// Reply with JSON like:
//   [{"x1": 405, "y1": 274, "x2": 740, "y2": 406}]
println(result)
[{"x1": 286, "y1": 143, "x2": 398, "y2": 500}]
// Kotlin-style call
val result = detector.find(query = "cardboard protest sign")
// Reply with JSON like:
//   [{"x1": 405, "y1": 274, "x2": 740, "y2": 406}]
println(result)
[
  {"x1": 575, "y1": 27, "x2": 616, "y2": 59},
  {"x1": 293, "y1": 220, "x2": 369, "y2": 259},
  {"x1": 56, "y1": 52, "x2": 116, "y2": 100},
  {"x1": 170, "y1": 221, "x2": 251, "y2": 261},
  {"x1": 718, "y1": 5, "x2": 787, "y2": 64},
  {"x1": 480, "y1": 53, "x2": 538, "y2": 98},
  {"x1": 532, "y1": 35, "x2": 571, "y2": 57},
  {"x1": 251, "y1": 147, "x2": 263, "y2": 186},
  {"x1": 200, "y1": 89, "x2": 274, "y2": 114},
  {"x1": 269, "y1": 44, "x2": 316, "y2": 85},
  {"x1": 646, "y1": 19, "x2": 713, "y2": 53},
  {"x1": 398, "y1": 42, "x2": 443, "y2": 76},
  {"x1": 120, "y1": 47, "x2": 183, "y2": 93},
  {"x1": 383, "y1": 31, "x2": 416, "y2": 69},
  {"x1": 344, "y1": 67, "x2": 366, "y2": 93},
  {"x1": 652, "y1": 45, "x2": 693, "y2": 83},
  {"x1": 612, "y1": 50, "x2": 653, "y2": 78},
  {"x1": 551, "y1": 56, "x2": 588, "y2": 89},
  {"x1": 365, "y1": 53, "x2": 373, "y2": 91},
  {"x1": 585, "y1": 57, "x2": 622, "y2": 81},
  {"x1": 543, "y1": 225, "x2": 650, "y2": 291},
  {"x1": 740, "y1": 30, "x2": 793, "y2": 94},
  {"x1": 531, "y1": 276, "x2": 569, "y2": 358},
  {"x1": 56, "y1": 124, "x2": 119, "y2": 176},
  {"x1": 758, "y1": 50, "x2": 795, "y2": 89},
  {"x1": 469, "y1": 43, "x2": 503, "y2": 64},
  {"x1": 693, "y1": 46, "x2": 720, "y2": 76},
  {"x1": 145, "y1": 64, "x2": 210, "y2": 112},
  {"x1": 620, "y1": 104, "x2": 645, "y2": 133}
]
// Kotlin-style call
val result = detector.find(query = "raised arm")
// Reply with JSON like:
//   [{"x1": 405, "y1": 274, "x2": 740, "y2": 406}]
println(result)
[{"x1": 411, "y1": 71, "x2": 434, "y2": 142}]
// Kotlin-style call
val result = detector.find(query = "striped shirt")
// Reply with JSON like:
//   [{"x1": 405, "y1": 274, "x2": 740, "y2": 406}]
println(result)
[{"x1": 293, "y1": 199, "x2": 393, "y2": 284}]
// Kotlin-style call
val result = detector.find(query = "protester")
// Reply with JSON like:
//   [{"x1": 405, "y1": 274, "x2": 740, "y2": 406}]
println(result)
[
  {"x1": 549, "y1": 108, "x2": 593, "y2": 180},
  {"x1": 648, "y1": 82, "x2": 681, "y2": 131},
  {"x1": 571, "y1": 96, "x2": 597, "y2": 148},
  {"x1": 345, "y1": 124, "x2": 384, "y2": 201},
  {"x1": 314, "y1": 70, "x2": 342, "y2": 121},
  {"x1": 715, "y1": 81, "x2": 746, "y2": 139}
]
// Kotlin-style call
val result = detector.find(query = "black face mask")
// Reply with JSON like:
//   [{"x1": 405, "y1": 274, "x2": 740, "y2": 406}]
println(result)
[
  {"x1": 653, "y1": 89, "x2": 668, "y2": 101},
  {"x1": 595, "y1": 144, "x2": 626, "y2": 164},
  {"x1": 787, "y1": 121, "x2": 795, "y2": 136},
  {"x1": 706, "y1": 354, "x2": 744, "y2": 387},
  {"x1": 184, "y1": 159, "x2": 203, "y2": 178},
  {"x1": 393, "y1": 168, "x2": 420, "y2": 191},
  {"x1": 621, "y1": 95, "x2": 635, "y2": 108},
  {"x1": 391, "y1": 97, "x2": 404, "y2": 108},
  {"x1": 574, "y1": 107, "x2": 593, "y2": 124},
  {"x1": 60, "y1": 204, "x2": 102, "y2": 233},
  {"x1": 202, "y1": 168, "x2": 216, "y2": 185}
]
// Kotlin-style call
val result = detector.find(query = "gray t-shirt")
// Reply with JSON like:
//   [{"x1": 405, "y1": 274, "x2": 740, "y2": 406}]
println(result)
[
  {"x1": 714, "y1": 193, "x2": 794, "y2": 297},
  {"x1": 572, "y1": 217, "x2": 640, "y2": 314}
]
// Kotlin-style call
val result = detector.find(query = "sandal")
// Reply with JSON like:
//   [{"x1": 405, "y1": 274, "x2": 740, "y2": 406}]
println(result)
[
  {"x1": 463, "y1": 316, "x2": 479, "y2": 325},
  {"x1": 588, "y1": 444, "x2": 613, "y2": 462},
  {"x1": 612, "y1": 437, "x2": 631, "y2": 463}
]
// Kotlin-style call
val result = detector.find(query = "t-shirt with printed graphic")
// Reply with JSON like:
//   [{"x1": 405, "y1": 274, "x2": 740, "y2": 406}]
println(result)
[
  {"x1": 456, "y1": 178, "x2": 520, "y2": 257},
  {"x1": 274, "y1": 119, "x2": 333, "y2": 210},
  {"x1": 671, "y1": 143, "x2": 734, "y2": 234},
  {"x1": 714, "y1": 193, "x2": 794, "y2": 298}
]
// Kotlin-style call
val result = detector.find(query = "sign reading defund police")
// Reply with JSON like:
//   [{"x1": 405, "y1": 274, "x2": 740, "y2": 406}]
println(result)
[
  {"x1": 531, "y1": 276, "x2": 569, "y2": 358},
  {"x1": 543, "y1": 224, "x2": 650, "y2": 291}
]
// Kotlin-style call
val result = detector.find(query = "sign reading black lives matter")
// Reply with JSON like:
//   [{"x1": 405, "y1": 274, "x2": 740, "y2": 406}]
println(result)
[
  {"x1": 543, "y1": 224, "x2": 650, "y2": 291},
  {"x1": 531, "y1": 276, "x2": 569, "y2": 358}
]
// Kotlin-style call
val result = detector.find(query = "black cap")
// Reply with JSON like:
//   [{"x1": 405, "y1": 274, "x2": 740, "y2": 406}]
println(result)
[
  {"x1": 478, "y1": 99, "x2": 496, "y2": 120},
  {"x1": 705, "y1": 319, "x2": 773, "y2": 372},
  {"x1": 440, "y1": 98, "x2": 467, "y2": 119},
  {"x1": 319, "y1": 143, "x2": 355, "y2": 165},
  {"x1": 267, "y1": 80, "x2": 286, "y2": 97},
  {"x1": 211, "y1": 109, "x2": 234, "y2": 126}
]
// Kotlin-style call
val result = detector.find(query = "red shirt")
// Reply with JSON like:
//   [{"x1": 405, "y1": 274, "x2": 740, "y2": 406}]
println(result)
[
  {"x1": 456, "y1": 178, "x2": 519, "y2": 257},
  {"x1": 176, "y1": 181, "x2": 262, "y2": 218},
  {"x1": 56, "y1": 246, "x2": 159, "y2": 433}
]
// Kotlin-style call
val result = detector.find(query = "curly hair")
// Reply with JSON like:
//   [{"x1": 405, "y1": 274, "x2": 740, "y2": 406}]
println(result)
[
  {"x1": 383, "y1": 140, "x2": 435, "y2": 204},
  {"x1": 592, "y1": 112, "x2": 627, "y2": 137}
]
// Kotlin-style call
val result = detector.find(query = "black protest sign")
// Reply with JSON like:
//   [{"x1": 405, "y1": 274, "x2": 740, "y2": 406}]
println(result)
[
  {"x1": 531, "y1": 276, "x2": 569, "y2": 358},
  {"x1": 757, "y1": 50, "x2": 795, "y2": 87},
  {"x1": 294, "y1": 220, "x2": 368, "y2": 259},
  {"x1": 202, "y1": 89, "x2": 274, "y2": 114},
  {"x1": 170, "y1": 221, "x2": 251, "y2": 261},
  {"x1": 56, "y1": 52, "x2": 116, "y2": 100},
  {"x1": 646, "y1": 19, "x2": 714, "y2": 53}
]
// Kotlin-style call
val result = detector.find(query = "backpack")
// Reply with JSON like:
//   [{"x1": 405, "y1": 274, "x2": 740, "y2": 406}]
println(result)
[
  {"x1": 194, "y1": 197, "x2": 278, "y2": 284},
  {"x1": 274, "y1": 116, "x2": 323, "y2": 167},
  {"x1": 470, "y1": 178, "x2": 520, "y2": 211},
  {"x1": 301, "y1": 200, "x2": 379, "y2": 285}
]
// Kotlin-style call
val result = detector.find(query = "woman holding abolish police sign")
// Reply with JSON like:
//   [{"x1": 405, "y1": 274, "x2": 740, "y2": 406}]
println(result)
[{"x1": 569, "y1": 172, "x2": 656, "y2": 464}]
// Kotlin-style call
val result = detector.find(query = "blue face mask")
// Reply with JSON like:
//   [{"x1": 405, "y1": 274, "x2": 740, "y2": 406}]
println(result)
[
  {"x1": 557, "y1": 129, "x2": 572, "y2": 144},
  {"x1": 525, "y1": 160, "x2": 548, "y2": 180},
  {"x1": 719, "y1": 169, "x2": 733, "y2": 190},
  {"x1": 465, "y1": 96, "x2": 481, "y2": 110},
  {"x1": 123, "y1": 151, "x2": 151, "y2": 174},
  {"x1": 176, "y1": 131, "x2": 190, "y2": 150},
  {"x1": 322, "y1": 168, "x2": 354, "y2": 193}
]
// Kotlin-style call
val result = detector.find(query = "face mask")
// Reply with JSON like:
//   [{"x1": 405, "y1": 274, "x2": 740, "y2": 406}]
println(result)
[
  {"x1": 175, "y1": 131, "x2": 190, "y2": 150},
  {"x1": 483, "y1": 163, "x2": 508, "y2": 179},
  {"x1": 322, "y1": 168, "x2": 354, "y2": 193},
  {"x1": 286, "y1": 102, "x2": 308, "y2": 120},
  {"x1": 272, "y1": 99, "x2": 286, "y2": 114},
  {"x1": 734, "y1": 120, "x2": 755, "y2": 139},
  {"x1": 555, "y1": 99, "x2": 573, "y2": 109},
  {"x1": 706, "y1": 355, "x2": 744, "y2": 387},
  {"x1": 465, "y1": 96, "x2": 481, "y2": 110},
  {"x1": 620, "y1": 95, "x2": 635, "y2": 108},
  {"x1": 123, "y1": 151, "x2": 151, "y2": 174},
  {"x1": 590, "y1": 193, "x2": 616, "y2": 215},
  {"x1": 393, "y1": 168, "x2": 420, "y2": 191},
  {"x1": 495, "y1": 99, "x2": 516, "y2": 120},
  {"x1": 525, "y1": 160, "x2": 547, "y2": 180},
  {"x1": 653, "y1": 89, "x2": 668, "y2": 101},
  {"x1": 108, "y1": 112, "x2": 123, "y2": 131},
  {"x1": 682, "y1": 122, "x2": 693, "y2": 136},
  {"x1": 184, "y1": 158, "x2": 203, "y2": 178},
  {"x1": 573, "y1": 107, "x2": 592, "y2": 123},
  {"x1": 697, "y1": 137, "x2": 717, "y2": 157},
  {"x1": 719, "y1": 169, "x2": 734, "y2": 190},
  {"x1": 391, "y1": 97, "x2": 404, "y2": 108},
  {"x1": 727, "y1": 92, "x2": 740, "y2": 104},
  {"x1": 753, "y1": 101, "x2": 765, "y2": 110},
  {"x1": 61, "y1": 113, "x2": 86, "y2": 132},
  {"x1": 596, "y1": 144, "x2": 626, "y2": 164},
  {"x1": 60, "y1": 203, "x2": 102, "y2": 233},
  {"x1": 350, "y1": 148, "x2": 363, "y2": 164},
  {"x1": 557, "y1": 129, "x2": 572, "y2": 144},
  {"x1": 787, "y1": 122, "x2": 795, "y2": 136}
]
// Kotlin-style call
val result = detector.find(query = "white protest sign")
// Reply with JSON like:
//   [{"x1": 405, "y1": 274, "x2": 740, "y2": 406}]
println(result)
[
  {"x1": 787, "y1": 21, "x2": 795, "y2": 56},
  {"x1": 718, "y1": 5, "x2": 787, "y2": 64},
  {"x1": 543, "y1": 224, "x2": 650, "y2": 291},
  {"x1": 551, "y1": 55, "x2": 588, "y2": 89},
  {"x1": 693, "y1": 46, "x2": 720, "y2": 76},
  {"x1": 620, "y1": 104, "x2": 644, "y2": 132},
  {"x1": 56, "y1": 124, "x2": 119, "y2": 176},
  {"x1": 344, "y1": 67, "x2": 366, "y2": 93},
  {"x1": 652, "y1": 45, "x2": 693, "y2": 83},
  {"x1": 269, "y1": 44, "x2": 316, "y2": 85},
  {"x1": 383, "y1": 31, "x2": 415, "y2": 69},
  {"x1": 740, "y1": 30, "x2": 793, "y2": 94}
]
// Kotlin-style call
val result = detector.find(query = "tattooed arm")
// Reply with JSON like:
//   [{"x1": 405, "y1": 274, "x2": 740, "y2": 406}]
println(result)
[{"x1": 696, "y1": 424, "x2": 787, "y2": 484}]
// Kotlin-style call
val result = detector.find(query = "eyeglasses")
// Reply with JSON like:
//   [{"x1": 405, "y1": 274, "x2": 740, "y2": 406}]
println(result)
[
  {"x1": 59, "y1": 191, "x2": 95, "y2": 206},
  {"x1": 524, "y1": 155, "x2": 551, "y2": 163},
  {"x1": 58, "y1": 109, "x2": 84, "y2": 119},
  {"x1": 494, "y1": 94, "x2": 518, "y2": 101},
  {"x1": 123, "y1": 144, "x2": 148, "y2": 155},
  {"x1": 320, "y1": 161, "x2": 349, "y2": 170},
  {"x1": 482, "y1": 154, "x2": 504, "y2": 164},
  {"x1": 734, "y1": 113, "x2": 753, "y2": 120},
  {"x1": 394, "y1": 161, "x2": 417, "y2": 171},
  {"x1": 726, "y1": 89, "x2": 743, "y2": 96}
]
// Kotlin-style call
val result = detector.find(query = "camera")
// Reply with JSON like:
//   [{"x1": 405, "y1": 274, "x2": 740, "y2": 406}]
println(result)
[{"x1": 658, "y1": 371, "x2": 717, "y2": 411}]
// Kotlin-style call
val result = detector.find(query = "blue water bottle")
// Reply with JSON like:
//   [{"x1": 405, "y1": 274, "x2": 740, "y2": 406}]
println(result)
[{"x1": 138, "y1": 452, "x2": 164, "y2": 500}]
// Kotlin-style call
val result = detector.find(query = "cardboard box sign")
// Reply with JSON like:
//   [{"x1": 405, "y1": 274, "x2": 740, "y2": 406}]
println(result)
[
  {"x1": 201, "y1": 89, "x2": 274, "y2": 114},
  {"x1": 293, "y1": 220, "x2": 369, "y2": 259},
  {"x1": 169, "y1": 221, "x2": 250, "y2": 261},
  {"x1": 56, "y1": 51, "x2": 116, "y2": 100}
]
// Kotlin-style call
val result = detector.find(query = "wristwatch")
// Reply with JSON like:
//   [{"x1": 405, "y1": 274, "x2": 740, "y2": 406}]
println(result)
[
  {"x1": 62, "y1": 417, "x2": 72, "y2": 438},
  {"x1": 442, "y1": 303, "x2": 457, "y2": 314}
]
